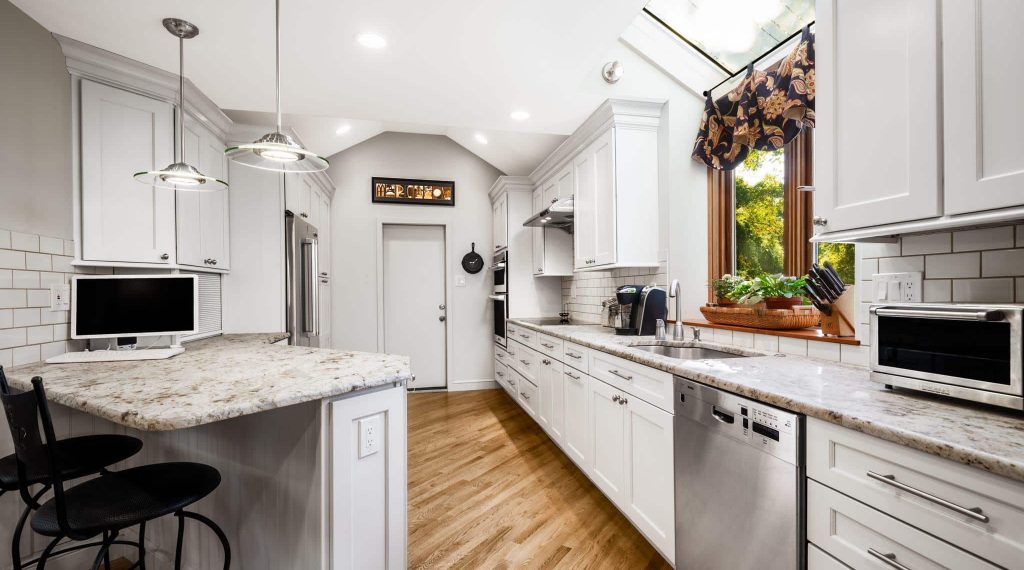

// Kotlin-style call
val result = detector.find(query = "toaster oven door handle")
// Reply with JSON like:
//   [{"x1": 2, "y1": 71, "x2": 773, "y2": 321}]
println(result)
[
  {"x1": 873, "y1": 307, "x2": 1004, "y2": 322},
  {"x1": 488, "y1": 295, "x2": 506, "y2": 301}
]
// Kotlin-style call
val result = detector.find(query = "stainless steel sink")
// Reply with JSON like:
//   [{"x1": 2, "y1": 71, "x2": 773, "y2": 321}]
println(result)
[{"x1": 630, "y1": 345, "x2": 746, "y2": 360}]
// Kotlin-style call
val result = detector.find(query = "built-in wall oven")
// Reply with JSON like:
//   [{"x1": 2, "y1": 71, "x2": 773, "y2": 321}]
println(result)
[
  {"x1": 491, "y1": 252, "x2": 508, "y2": 347},
  {"x1": 492, "y1": 253, "x2": 507, "y2": 294},
  {"x1": 870, "y1": 303, "x2": 1024, "y2": 410}
]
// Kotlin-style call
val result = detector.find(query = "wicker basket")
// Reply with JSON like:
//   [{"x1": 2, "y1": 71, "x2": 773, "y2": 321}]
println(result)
[{"x1": 699, "y1": 304, "x2": 820, "y2": 330}]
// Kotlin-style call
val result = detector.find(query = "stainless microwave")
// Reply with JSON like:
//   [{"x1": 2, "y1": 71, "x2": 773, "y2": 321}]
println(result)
[{"x1": 870, "y1": 303, "x2": 1023, "y2": 410}]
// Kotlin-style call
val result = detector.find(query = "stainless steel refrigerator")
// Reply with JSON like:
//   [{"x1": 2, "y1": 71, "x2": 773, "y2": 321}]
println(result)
[{"x1": 285, "y1": 212, "x2": 320, "y2": 347}]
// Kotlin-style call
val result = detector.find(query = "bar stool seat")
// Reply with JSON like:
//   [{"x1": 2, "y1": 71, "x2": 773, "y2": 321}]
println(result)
[
  {"x1": 0, "y1": 434, "x2": 143, "y2": 491},
  {"x1": 31, "y1": 462, "x2": 221, "y2": 538}
]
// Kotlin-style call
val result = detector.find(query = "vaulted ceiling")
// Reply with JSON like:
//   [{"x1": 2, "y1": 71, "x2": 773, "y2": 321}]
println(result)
[{"x1": 13, "y1": 0, "x2": 650, "y2": 174}]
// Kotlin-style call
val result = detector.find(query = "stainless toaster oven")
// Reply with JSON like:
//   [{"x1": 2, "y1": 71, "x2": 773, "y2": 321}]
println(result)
[{"x1": 870, "y1": 303, "x2": 1023, "y2": 410}]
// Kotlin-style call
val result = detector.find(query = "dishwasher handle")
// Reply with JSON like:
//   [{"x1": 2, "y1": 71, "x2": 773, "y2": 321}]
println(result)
[{"x1": 711, "y1": 406, "x2": 735, "y2": 424}]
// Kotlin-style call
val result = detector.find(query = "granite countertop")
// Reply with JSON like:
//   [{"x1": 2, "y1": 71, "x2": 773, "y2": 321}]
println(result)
[
  {"x1": 509, "y1": 319, "x2": 1024, "y2": 483},
  {"x1": 5, "y1": 334, "x2": 411, "y2": 432}
]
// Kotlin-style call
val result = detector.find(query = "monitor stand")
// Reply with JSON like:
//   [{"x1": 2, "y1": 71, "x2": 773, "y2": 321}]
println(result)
[{"x1": 45, "y1": 346, "x2": 185, "y2": 364}]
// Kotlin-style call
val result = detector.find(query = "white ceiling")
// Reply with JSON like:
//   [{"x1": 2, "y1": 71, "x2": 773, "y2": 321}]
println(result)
[{"x1": 14, "y1": 0, "x2": 650, "y2": 174}]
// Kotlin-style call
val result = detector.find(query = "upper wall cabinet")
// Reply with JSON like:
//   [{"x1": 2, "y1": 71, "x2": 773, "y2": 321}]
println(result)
[
  {"x1": 177, "y1": 118, "x2": 230, "y2": 270},
  {"x1": 285, "y1": 172, "x2": 314, "y2": 222},
  {"x1": 942, "y1": 0, "x2": 1024, "y2": 215},
  {"x1": 813, "y1": 0, "x2": 941, "y2": 234},
  {"x1": 492, "y1": 193, "x2": 509, "y2": 252},
  {"x1": 80, "y1": 80, "x2": 177, "y2": 264}
]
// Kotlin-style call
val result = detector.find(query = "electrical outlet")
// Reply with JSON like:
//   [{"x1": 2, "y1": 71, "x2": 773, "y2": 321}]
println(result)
[
  {"x1": 358, "y1": 415, "x2": 382, "y2": 459},
  {"x1": 872, "y1": 272, "x2": 922, "y2": 303},
  {"x1": 50, "y1": 284, "x2": 70, "y2": 311}
]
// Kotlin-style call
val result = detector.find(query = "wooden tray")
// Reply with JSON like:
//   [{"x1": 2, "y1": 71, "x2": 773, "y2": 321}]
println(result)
[{"x1": 699, "y1": 304, "x2": 820, "y2": 330}]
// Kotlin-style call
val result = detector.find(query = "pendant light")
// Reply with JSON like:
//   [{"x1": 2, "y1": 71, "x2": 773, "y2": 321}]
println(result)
[
  {"x1": 224, "y1": 0, "x2": 330, "y2": 172},
  {"x1": 134, "y1": 19, "x2": 228, "y2": 192}
]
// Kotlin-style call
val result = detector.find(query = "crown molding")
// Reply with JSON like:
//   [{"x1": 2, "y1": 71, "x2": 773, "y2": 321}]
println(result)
[
  {"x1": 529, "y1": 98, "x2": 665, "y2": 185},
  {"x1": 54, "y1": 34, "x2": 233, "y2": 141},
  {"x1": 488, "y1": 175, "x2": 534, "y2": 202}
]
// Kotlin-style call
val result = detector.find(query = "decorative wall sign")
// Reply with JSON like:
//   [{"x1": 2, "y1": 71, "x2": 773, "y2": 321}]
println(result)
[{"x1": 372, "y1": 177, "x2": 455, "y2": 206}]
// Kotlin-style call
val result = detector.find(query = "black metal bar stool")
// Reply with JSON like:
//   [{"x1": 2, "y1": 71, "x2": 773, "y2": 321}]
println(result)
[
  {"x1": 1, "y1": 376, "x2": 231, "y2": 570},
  {"x1": 0, "y1": 366, "x2": 143, "y2": 569}
]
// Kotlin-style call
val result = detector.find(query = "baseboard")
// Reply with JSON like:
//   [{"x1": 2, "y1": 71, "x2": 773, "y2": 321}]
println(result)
[{"x1": 446, "y1": 379, "x2": 499, "y2": 392}]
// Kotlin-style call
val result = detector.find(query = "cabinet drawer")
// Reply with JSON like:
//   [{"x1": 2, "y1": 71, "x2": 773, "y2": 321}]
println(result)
[
  {"x1": 494, "y1": 345, "x2": 510, "y2": 366},
  {"x1": 494, "y1": 360, "x2": 511, "y2": 395},
  {"x1": 590, "y1": 351, "x2": 673, "y2": 413},
  {"x1": 535, "y1": 333, "x2": 563, "y2": 360},
  {"x1": 517, "y1": 373, "x2": 538, "y2": 418},
  {"x1": 510, "y1": 326, "x2": 537, "y2": 348},
  {"x1": 562, "y1": 341, "x2": 590, "y2": 373},
  {"x1": 808, "y1": 481, "x2": 997, "y2": 570},
  {"x1": 505, "y1": 323, "x2": 519, "y2": 340},
  {"x1": 808, "y1": 544, "x2": 849, "y2": 570},
  {"x1": 807, "y1": 418, "x2": 1024, "y2": 569},
  {"x1": 512, "y1": 345, "x2": 540, "y2": 384}
]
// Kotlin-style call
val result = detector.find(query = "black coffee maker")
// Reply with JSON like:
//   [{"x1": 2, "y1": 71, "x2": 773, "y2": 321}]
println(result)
[{"x1": 615, "y1": 284, "x2": 667, "y2": 336}]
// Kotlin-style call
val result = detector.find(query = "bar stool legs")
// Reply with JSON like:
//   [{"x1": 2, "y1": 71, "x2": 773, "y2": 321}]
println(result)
[
  {"x1": 89, "y1": 530, "x2": 117, "y2": 570},
  {"x1": 12, "y1": 485, "x2": 50, "y2": 570},
  {"x1": 173, "y1": 510, "x2": 231, "y2": 570},
  {"x1": 137, "y1": 521, "x2": 147, "y2": 570},
  {"x1": 36, "y1": 535, "x2": 63, "y2": 570}
]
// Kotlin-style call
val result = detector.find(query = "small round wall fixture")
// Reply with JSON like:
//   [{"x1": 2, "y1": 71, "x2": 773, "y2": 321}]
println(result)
[
  {"x1": 461, "y1": 243, "x2": 485, "y2": 274},
  {"x1": 134, "y1": 18, "x2": 227, "y2": 191},
  {"x1": 602, "y1": 61, "x2": 623, "y2": 84}
]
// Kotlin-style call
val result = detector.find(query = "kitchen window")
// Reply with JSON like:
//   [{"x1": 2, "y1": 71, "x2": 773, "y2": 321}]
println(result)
[{"x1": 707, "y1": 130, "x2": 854, "y2": 300}]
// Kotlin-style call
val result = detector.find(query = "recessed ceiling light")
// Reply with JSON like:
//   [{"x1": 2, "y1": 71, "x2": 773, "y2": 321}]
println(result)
[
  {"x1": 335, "y1": 124, "x2": 351, "y2": 135},
  {"x1": 474, "y1": 133, "x2": 488, "y2": 145},
  {"x1": 509, "y1": 110, "x2": 530, "y2": 121},
  {"x1": 357, "y1": 33, "x2": 387, "y2": 49}
]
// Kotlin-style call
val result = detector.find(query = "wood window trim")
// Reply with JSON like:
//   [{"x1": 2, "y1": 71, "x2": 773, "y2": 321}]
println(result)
[{"x1": 706, "y1": 129, "x2": 814, "y2": 296}]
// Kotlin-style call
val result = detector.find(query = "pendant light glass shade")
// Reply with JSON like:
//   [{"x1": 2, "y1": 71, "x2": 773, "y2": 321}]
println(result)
[
  {"x1": 135, "y1": 19, "x2": 227, "y2": 192},
  {"x1": 226, "y1": 0, "x2": 329, "y2": 173}
]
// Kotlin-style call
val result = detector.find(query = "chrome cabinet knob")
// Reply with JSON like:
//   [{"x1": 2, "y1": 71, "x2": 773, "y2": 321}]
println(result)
[
  {"x1": 612, "y1": 395, "x2": 621, "y2": 403},
  {"x1": 439, "y1": 315, "x2": 446, "y2": 322},
  {"x1": 542, "y1": 359, "x2": 551, "y2": 365},
  {"x1": 211, "y1": 259, "x2": 217, "y2": 265},
  {"x1": 551, "y1": 197, "x2": 558, "y2": 204},
  {"x1": 300, "y1": 212, "x2": 309, "y2": 218},
  {"x1": 439, "y1": 304, "x2": 446, "y2": 310},
  {"x1": 812, "y1": 216, "x2": 828, "y2": 227},
  {"x1": 160, "y1": 253, "x2": 169, "y2": 260},
  {"x1": 619, "y1": 396, "x2": 628, "y2": 405}
]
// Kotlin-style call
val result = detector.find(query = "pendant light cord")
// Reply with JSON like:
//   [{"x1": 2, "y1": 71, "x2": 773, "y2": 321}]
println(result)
[
  {"x1": 275, "y1": 0, "x2": 282, "y2": 133},
  {"x1": 178, "y1": 35, "x2": 185, "y2": 163}
]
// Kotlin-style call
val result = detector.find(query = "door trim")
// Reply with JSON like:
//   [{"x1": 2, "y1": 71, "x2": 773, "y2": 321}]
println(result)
[{"x1": 376, "y1": 220, "x2": 452, "y2": 390}]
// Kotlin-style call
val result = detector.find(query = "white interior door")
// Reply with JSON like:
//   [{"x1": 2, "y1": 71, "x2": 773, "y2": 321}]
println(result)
[{"x1": 383, "y1": 224, "x2": 447, "y2": 389}]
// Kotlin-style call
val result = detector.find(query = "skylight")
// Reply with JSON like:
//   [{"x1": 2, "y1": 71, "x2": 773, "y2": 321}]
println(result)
[{"x1": 645, "y1": 0, "x2": 814, "y2": 74}]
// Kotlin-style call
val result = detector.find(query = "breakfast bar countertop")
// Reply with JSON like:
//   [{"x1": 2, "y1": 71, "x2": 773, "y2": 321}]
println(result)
[
  {"x1": 4, "y1": 333, "x2": 412, "y2": 432},
  {"x1": 508, "y1": 319, "x2": 1024, "y2": 483}
]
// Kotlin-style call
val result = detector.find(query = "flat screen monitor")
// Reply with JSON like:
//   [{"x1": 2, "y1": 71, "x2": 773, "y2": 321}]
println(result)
[{"x1": 71, "y1": 275, "x2": 198, "y2": 339}]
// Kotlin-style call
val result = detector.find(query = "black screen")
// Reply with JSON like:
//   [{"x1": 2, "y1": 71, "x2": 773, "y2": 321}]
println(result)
[
  {"x1": 74, "y1": 277, "x2": 195, "y2": 337},
  {"x1": 877, "y1": 316, "x2": 1011, "y2": 384}
]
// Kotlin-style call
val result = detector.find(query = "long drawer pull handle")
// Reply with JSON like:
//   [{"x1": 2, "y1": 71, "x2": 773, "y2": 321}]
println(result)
[
  {"x1": 566, "y1": 352, "x2": 582, "y2": 359},
  {"x1": 608, "y1": 369, "x2": 633, "y2": 381},
  {"x1": 520, "y1": 359, "x2": 531, "y2": 366},
  {"x1": 541, "y1": 342, "x2": 555, "y2": 349},
  {"x1": 520, "y1": 392, "x2": 530, "y2": 400},
  {"x1": 520, "y1": 334, "x2": 530, "y2": 339},
  {"x1": 867, "y1": 548, "x2": 912, "y2": 570},
  {"x1": 542, "y1": 359, "x2": 552, "y2": 365},
  {"x1": 566, "y1": 372, "x2": 581, "y2": 380},
  {"x1": 866, "y1": 471, "x2": 990, "y2": 523}
]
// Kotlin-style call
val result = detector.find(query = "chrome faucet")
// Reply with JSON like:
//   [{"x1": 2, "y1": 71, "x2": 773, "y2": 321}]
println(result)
[
  {"x1": 669, "y1": 279, "x2": 684, "y2": 340},
  {"x1": 691, "y1": 327, "x2": 701, "y2": 342}
]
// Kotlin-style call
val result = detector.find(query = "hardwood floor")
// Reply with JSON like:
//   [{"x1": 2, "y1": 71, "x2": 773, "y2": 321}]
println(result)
[{"x1": 408, "y1": 389, "x2": 671, "y2": 569}]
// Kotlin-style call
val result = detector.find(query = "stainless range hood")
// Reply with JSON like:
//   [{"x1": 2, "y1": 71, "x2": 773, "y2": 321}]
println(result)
[{"x1": 523, "y1": 196, "x2": 573, "y2": 232}]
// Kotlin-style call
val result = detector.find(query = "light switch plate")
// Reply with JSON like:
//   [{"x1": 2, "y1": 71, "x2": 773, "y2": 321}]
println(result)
[
  {"x1": 872, "y1": 272, "x2": 922, "y2": 303},
  {"x1": 357, "y1": 415, "x2": 381, "y2": 459},
  {"x1": 455, "y1": 274, "x2": 466, "y2": 287},
  {"x1": 50, "y1": 284, "x2": 70, "y2": 311}
]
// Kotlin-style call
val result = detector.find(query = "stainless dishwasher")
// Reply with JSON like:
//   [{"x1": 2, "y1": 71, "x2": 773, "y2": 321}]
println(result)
[{"x1": 674, "y1": 377, "x2": 804, "y2": 569}]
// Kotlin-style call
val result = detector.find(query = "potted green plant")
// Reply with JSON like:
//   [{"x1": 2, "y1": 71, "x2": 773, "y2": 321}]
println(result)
[
  {"x1": 711, "y1": 274, "x2": 743, "y2": 305},
  {"x1": 731, "y1": 273, "x2": 807, "y2": 309}
]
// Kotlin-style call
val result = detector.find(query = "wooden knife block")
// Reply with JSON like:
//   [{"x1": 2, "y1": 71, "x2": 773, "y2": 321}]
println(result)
[{"x1": 820, "y1": 285, "x2": 856, "y2": 337}]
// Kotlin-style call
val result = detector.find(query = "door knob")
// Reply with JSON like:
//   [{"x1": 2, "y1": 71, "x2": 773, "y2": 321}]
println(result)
[{"x1": 439, "y1": 316, "x2": 446, "y2": 322}]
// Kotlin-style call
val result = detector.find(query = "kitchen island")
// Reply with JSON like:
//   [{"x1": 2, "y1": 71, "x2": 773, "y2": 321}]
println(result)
[{"x1": 3, "y1": 334, "x2": 410, "y2": 569}]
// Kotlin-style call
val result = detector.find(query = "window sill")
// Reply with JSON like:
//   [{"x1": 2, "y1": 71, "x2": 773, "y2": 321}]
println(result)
[{"x1": 681, "y1": 319, "x2": 861, "y2": 346}]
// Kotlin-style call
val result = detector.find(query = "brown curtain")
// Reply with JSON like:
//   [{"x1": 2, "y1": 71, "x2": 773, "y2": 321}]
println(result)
[
  {"x1": 706, "y1": 168, "x2": 734, "y2": 302},
  {"x1": 783, "y1": 129, "x2": 813, "y2": 276}
]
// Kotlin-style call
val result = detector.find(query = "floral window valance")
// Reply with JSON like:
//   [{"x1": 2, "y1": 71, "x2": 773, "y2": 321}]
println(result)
[{"x1": 692, "y1": 26, "x2": 815, "y2": 171}]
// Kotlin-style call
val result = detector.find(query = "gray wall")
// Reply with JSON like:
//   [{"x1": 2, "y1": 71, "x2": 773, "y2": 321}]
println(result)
[{"x1": 0, "y1": 0, "x2": 72, "y2": 239}]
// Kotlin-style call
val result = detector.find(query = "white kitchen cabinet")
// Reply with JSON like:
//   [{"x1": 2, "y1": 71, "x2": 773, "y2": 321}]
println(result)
[
  {"x1": 285, "y1": 173, "x2": 313, "y2": 221},
  {"x1": 531, "y1": 188, "x2": 573, "y2": 277},
  {"x1": 555, "y1": 166, "x2": 573, "y2": 203},
  {"x1": 537, "y1": 355, "x2": 564, "y2": 445},
  {"x1": 588, "y1": 377, "x2": 628, "y2": 504},
  {"x1": 316, "y1": 190, "x2": 331, "y2": 274},
  {"x1": 177, "y1": 118, "x2": 230, "y2": 270},
  {"x1": 562, "y1": 368, "x2": 589, "y2": 468},
  {"x1": 541, "y1": 180, "x2": 558, "y2": 210},
  {"x1": 813, "y1": 0, "x2": 941, "y2": 233},
  {"x1": 624, "y1": 395, "x2": 675, "y2": 561},
  {"x1": 492, "y1": 192, "x2": 508, "y2": 252},
  {"x1": 942, "y1": 0, "x2": 1024, "y2": 215},
  {"x1": 532, "y1": 188, "x2": 545, "y2": 275},
  {"x1": 80, "y1": 80, "x2": 176, "y2": 264}
]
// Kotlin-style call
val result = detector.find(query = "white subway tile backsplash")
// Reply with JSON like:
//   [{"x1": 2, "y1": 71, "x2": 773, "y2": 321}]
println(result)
[
  {"x1": 0, "y1": 250, "x2": 25, "y2": 270},
  {"x1": 26, "y1": 290, "x2": 49, "y2": 308},
  {"x1": 879, "y1": 256, "x2": 924, "y2": 274},
  {"x1": 51, "y1": 255, "x2": 73, "y2": 273},
  {"x1": 840, "y1": 344, "x2": 870, "y2": 367},
  {"x1": 1018, "y1": 225, "x2": 1024, "y2": 248},
  {"x1": 778, "y1": 337, "x2": 808, "y2": 356},
  {"x1": 12, "y1": 270, "x2": 38, "y2": 289},
  {"x1": 40, "y1": 341, "x2": 66, "y2": 361},
  {"x1": 0, "y1": 231, "x2": 10, "y2": 250},
  {"x1": 0, "y1": 328, "x2": 27, "y2": 349},
  {"x1": 63, "y1": 240, "x2": 74, "y2": 257},
  {"x1": 0, "y1": 349, "x2": 11, "y2": 368},
  {"x1": 952, "y1": 278, "x2": 1015, "y2": 303},
  {"x1": 954, "y1": 227, "x2": 1014, "y2": 252},
  {"x1": 39, "y1": 236, "x2": 63, "y2": 255},
  {"x1": 901, "y1": 232, "x2": 951, "y2": 255},
  {"x1": 40, "y1": 309, "x2": 68, "y2": 325},
  {"x1": 25, "y1": 253, "x2": 50, "y2": 271},
  {"x1": 925, "y1": 252, "x2": 979, "y2": 278},
  {"x1": 922, "y1": 279, "x2": 952, "y2": 302},
  {"x1": 38, "y1": 272, "x2": 65, "y2": 287},
  {"x1": 51, "y1": 323, "x2": 69, "y2": 341},
  {"x1": 807, "y1": 341, "x2": 841, "y2": 362},
  {"x1": 859, "y1": 242, "x2": 901, "y2": 258},
  {"x1": 12, "y1": 308, "x2": 39, "y2": 327},
  {"x1": 12, "y1": 345, "x2": 40, "y2": 366},
  {"x1": 0, "y1": 270, "x2": 10, "y2": 289},
  {"x1": 858, "y1": 258, "x2": 878, "y2": 282},
  {"x1": 732, "y1": 331, "x2": 754, "y2": 348},
  {"x1": 561, "y1": 267, "x2": 662, "y2": 323},
  {"x1": 0, "y1": 290, "x2": 26, "y2": 309},
  {"x1": 0, "y1": 310, "x2": 11, "y2": 329},
  {"x1": 713, "y1": 329, "x2": 733, "y2": 344},
  {"x1": 981, "y1": 249, "x2": 1024, "y2": 277},
  {"x1": 10, "y1": 232, "x2": 39, "y2": 252},
  {"x1": 753, "y1": 334, "x2": 779, "y2": 353},
  {"x1": 26, "y1": 325, "x2": 53, "y2": 345}
]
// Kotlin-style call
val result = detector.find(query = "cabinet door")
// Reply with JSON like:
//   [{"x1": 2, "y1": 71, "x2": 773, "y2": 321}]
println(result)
[
  {"x1": 492, "y1": 194, "x2": 508, "y2": 252},
  {"x1": 318, "y1": 191, "x2": 331, "y2": 275},
  {"x1": 176, "y1": 122, "x2": 205, "y2": 267},
  {"x1": 177, "y1": 120, "x2": 229, "y2": 270},
  {"x1": 319, "y1": 279, "x2": 331, "y2": 348},
  {"x1": 814, "y1": 0, "x2": 941, "y2": 232},
  {"x1": 588, "y1": 378, "x2": 627, "y2": 505},
  {"x1": 943, "y1": 0, "x2": 1024, "y2": 215},
  {"x1": 555, "y1": 167, "x2": 574, "y2": 201},
  {"x1": 563, "y1": 369, "x2": 589, "y2": 467},
  {"x1": 80, "y1": 80, "x2": 175, "y2": 263},
  {"x1": 542, "y1": 180, "x2": 558, "y2": 207},
  {"x1": 591, "y1": 129, "x2": 617, "y2": 266},
  {"x1": 537, "y1": 356, "x2": 563, "y2": 444},
  {"x1": 573, "y1": 149, "x2": 596, "y2": 269},
  {"x1": 532, "y1": 189, "x2": 545, "y2": 275},
  {"x1": 624, "y1": 395, "x2": 675, "y2": 561},
  {"x1": 285, "y1": 173, "x2": 312, "y2": 220}
]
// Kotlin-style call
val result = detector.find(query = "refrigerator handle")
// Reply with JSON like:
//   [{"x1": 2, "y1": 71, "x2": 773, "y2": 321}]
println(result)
[{"x1": 302, "y1": 238, "x2": 319, "y2": 335}]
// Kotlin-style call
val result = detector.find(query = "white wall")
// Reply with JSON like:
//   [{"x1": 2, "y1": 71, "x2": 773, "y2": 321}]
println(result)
[
  {"x1": 0, "y1": 0, "x2": 73, "y2": 239},
  {"x1": 327, "y1": 132, "x2": 502, "y2": 387}
]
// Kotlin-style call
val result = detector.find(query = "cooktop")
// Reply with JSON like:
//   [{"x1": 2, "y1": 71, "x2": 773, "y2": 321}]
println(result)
[{"x1": 515, "y1": 317, "x2": 586, "y2": 327}]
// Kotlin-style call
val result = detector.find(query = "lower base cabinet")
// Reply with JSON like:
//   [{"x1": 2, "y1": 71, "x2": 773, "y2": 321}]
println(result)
[
  {"x1": 588, "y1": 377, "x2": 629, "y2": 500},
  {"x1": 562, "y1": 368, "x2": 589, "y2": 467},
  {"x1": 623, "y1": 395, "x2": 675, "y2": 558}
]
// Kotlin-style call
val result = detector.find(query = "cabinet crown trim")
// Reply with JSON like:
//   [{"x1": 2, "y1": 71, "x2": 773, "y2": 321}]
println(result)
[{"x1": 488, "y1": 175, "x2": 534, "y2": 202}]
